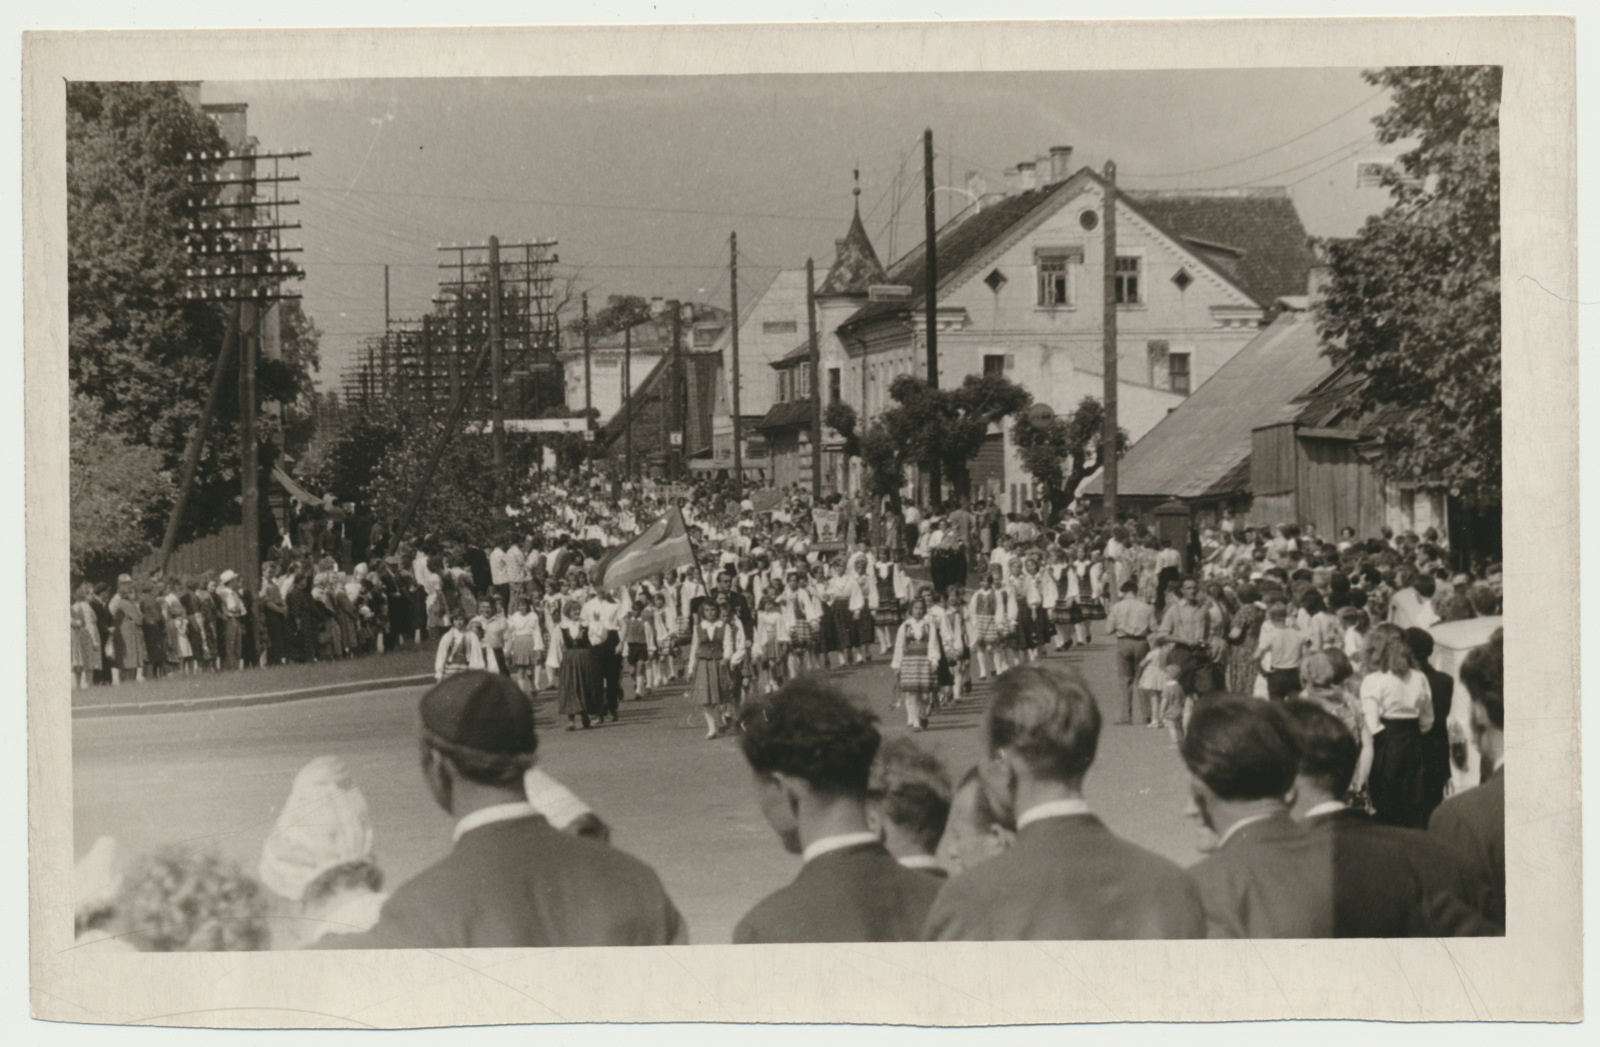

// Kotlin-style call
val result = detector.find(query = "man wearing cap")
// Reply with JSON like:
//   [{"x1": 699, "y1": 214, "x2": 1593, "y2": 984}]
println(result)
[{"x1": 322, "y1": 671, "x2": 685, "y2": 949}]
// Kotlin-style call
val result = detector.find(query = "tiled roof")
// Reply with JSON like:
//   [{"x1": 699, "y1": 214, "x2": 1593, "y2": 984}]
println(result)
[
  {"x1": 1123, "y1": 189, "x2": 1318, "y2": 308},
  {"x1": 818, "y1": 208, "x2": 889, "y2": 296},
  {"x1": 754, "y1": 399, "x2": 814, "y2": 432},
  {"x1": 774, "y1": 338, "x2": 813, "y2": 365},
  {"x1": 1081, "y1": 309, "x2": 1334, "y2": 500}
]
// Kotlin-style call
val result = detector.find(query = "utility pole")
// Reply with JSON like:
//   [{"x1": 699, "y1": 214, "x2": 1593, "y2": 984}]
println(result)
[
  {"x1": 383, "y1": 263, "x2": 391, "y2": 403},
  {"x1": 806, "y1": 258, "x2": 822, "y2": 502},
  {"x1": 422, "y1": 313, "x2": 435, "y2": 412},
  {"x1": 1102, "y1": 160, "x2": 1119, "y2": 524},
  {"x1": 729, "y1": 231, "x2": 743, "y2": 496},
  {"x1": 239, "y1": 299, "x2": 259, "y2": 594},
  {"x1": 923, "y1": 127, "x2": 942, "y2": 504},
  {"x1": 671, "y1": 299, "x2": 685, "y2": 479},
  {"x1": 488, "y1": 235, "x2": 506, "y2": 517},
  {"x1": 582, "y1": 291, "x2": 593, "y2": 433},
  {"x1": 623, "y1": 323, "x2": 633, "y2": 478}
]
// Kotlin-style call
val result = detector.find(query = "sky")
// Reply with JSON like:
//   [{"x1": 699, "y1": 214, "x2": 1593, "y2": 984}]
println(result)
[{"x1": 202, "y1": 69, "x2": 1402, "y2": 390}]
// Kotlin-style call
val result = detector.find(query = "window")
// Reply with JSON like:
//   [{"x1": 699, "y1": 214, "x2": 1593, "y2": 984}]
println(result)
[
  {"x1": 1115, "y1": 256, "x2": 1142, "y2": 305},
  {"x1": 763, "y1": 320, "x2": 798, "y2": 335},
  {"x1": 798, "y1": 362, "x2": 812, "y2": 400},
  {"x1": 983, "y1": 354, "x2": 1006, "y2": 376},
  {"x1": 777, "y1": 371, "x2": 791, "y2": 403},
  {"x1": 1035, "y1": 247, "x2": 1083, "y2": 307},
  {"x1": 828, "y1": 367, "x2": 841, "y2": 404},
  {"x1": 1168, "y1": 352, "x2": 1191, "y2": 396}
]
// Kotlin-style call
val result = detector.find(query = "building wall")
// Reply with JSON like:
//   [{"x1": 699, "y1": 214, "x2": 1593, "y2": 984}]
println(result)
[
  {"x1": 560, "y1": 346, "x2": 666, "y2": 424},
  {"x1": 711, "y1": 269, "x2": 813, "y2": 421}
]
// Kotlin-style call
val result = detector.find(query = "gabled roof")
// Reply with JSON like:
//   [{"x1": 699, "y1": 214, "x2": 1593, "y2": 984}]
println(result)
[
  {"x1": 818, "y1": 207, "x2": 889, "y2": 296},
  {"x1": 1123, "y1": 189, "x2": 1318, "y2": 308},
  {"x1": 1082, "y1": 309, "x2": 1334, "y2": 500},
  {"x1": 839, "y1": 168, "x2": 1309, "y2": 333},
  {"x1": 754, "y1": 399, "x2": 814, "y2": 432}
]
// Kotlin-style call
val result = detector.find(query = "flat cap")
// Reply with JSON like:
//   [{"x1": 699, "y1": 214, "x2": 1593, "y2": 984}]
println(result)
[{"x1": 420, "y1": 671, "x2": 536, "y2": 756}]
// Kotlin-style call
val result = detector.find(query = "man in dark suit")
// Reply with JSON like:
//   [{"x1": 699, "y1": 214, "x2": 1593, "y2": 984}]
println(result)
[
  {"x1": 864, "y1": 737, "x2": 953, "y2": 878},
  {"x1": 1429, "y1": 632, "x2": 1505, "y2": 926},
  {"x1": 1184, "y1": 698, "x2": 1482, "y2": 938},
  {"x1": 321, "y1": 672, "x2": 685, "y2": 949},
  {"x1": 1282, "y1": 701, "x2": 1500, "y2": 935},
  {"x1": 924, "y1": 665, "x2": 1205, "y2": 940},
  {"x1": 936, "y1": 766, "x2": 1016, "y2": 877},
  {"x1": 732, "y1": 679, "x2": 941, "y2": 943}
]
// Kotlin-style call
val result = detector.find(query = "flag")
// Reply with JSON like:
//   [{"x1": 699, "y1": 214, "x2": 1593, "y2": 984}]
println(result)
[{"x1": 592, "y1": 507, "x2": 697, "y2": 592}]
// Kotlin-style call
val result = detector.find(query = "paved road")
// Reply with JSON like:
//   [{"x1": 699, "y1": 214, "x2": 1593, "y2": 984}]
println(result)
[{"x1": 73, "y1": 638, "x2": 1208, "y2": 945}]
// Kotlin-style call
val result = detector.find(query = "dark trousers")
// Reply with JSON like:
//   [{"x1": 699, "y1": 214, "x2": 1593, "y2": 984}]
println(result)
[
  {"x1": 598, "y1": 632, "x2": 622, "y2": 715},
  {"x1": 1168, "y1": 643, "x2": 1216, "y2": 697},
  {"x1": 1266, "y1": 667, "x2": 1302, "y2": 701},
  {"x1": 1115, "y1": 637, "x2": 1150, "y2": 722}
]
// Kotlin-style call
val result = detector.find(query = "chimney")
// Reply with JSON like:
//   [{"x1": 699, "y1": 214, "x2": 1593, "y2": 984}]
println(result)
[
  {"x1": 1016, "y1": 161, "x2": 1037, "y2": 191},
  {"x1": 965, "y1": 170, "x2": 988, "y2": 211},
  {"x1": 1003, "y1": 166, "x2": 1021, "y2": 195},
  {"x1": 1049, "y1": 146, "x2": 1074, "y2": 183}
]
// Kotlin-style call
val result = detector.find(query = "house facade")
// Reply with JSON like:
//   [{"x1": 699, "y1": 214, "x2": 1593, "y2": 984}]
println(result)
[{"x1": 559, "y1": 302, "x2": 726, "y2": 426}]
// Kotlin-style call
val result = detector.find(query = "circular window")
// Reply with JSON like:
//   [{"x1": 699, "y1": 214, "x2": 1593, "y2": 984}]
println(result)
[{"x1": 1079, "y1": 209, "x2": 1099, "y2": 230}]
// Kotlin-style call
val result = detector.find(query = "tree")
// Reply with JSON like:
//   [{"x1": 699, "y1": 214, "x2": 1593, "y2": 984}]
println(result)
[
  {"x1": 875, "y1": 372, "x2": 1032, "y2": 500},
  {"x1": 1316, "y1": 66, "x2": 1501, "y2": 507},
  {"x1": 1012, "y1": 397, "x2": 1129, "y2": 521},
  {"x1": 69, "y1": 394, "x2": 174, "y2": 580},
  {"x1": 587, "y1": 294, "x2": 653, "y2": 337}
]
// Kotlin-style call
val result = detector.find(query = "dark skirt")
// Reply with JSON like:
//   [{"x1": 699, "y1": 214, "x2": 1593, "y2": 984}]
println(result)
[
  {"x1": 873, "y1": 598, "x2": 903, "y2": 630},
  {"x1": 1053, "y1": 597, "x2": 1076, "y2": 626},
  {"x1": 1015, "y1": 603, "x2": 1048, "y2": 649},
  {"x1": 688, "y1": 655, "x2": 734, "y2": 707},
  {"x1": 852, "y1": 607, "x2": 876, "y2": 647},
  {"x1": 627, "y1": 641, "x2": 650, "y2": 666},
  {"x1": 823, "y1": 601, "x2": 853, "y2": 652},
  {"x1": 557, "y1": 648, "x2": 605, "y2": 716},
  {"x1": 1370, "y1": 718, "x2": 1429, "y2": 829}
]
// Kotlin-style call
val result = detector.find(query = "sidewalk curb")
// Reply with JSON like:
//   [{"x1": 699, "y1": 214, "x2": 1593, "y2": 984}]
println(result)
[{"x1": 72, "y1": 673, "x2": 436, "y2": 720}]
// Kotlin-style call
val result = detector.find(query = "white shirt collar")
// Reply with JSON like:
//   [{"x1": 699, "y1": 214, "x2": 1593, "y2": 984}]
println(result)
[
  {"x1": 1304, "y1": 800, "x2": 1347, "y2": 820},
  {"x1": 896, "y1": 854, "x2": 944, "y2": 871},
  {"x1": 453, "y1": 801, "x2": 537, "y2": 842},
  {"x1": 801, "y1": 831, "x2": 880, "y2": 863},
  {"x1": 1016, "y1": 797, "x2": 1091, "y2": 830},
  {"x1": 1216, "y1": 811, "x2": 1277, "y2": 849}
]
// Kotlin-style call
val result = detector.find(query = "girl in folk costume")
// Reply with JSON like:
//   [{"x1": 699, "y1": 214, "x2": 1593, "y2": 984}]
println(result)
[
  {"x1": 928, "y1": 587, "x2": 969, "y2": 708},
  {"x1": 649, "y1": 590, "x2": 680, "y2": 685},
  {"x1": 749, "y1": 593, "x2": 788, "y2": 697},
  {"x1": 822, "y1": 560, "x2": 858, "y2": 668},
  {"x1": 505, "y1": 595, "x2": 545, "y2": 697},
  {"x1": 1066, "y1": 544, "x2": 1104, "y2": 648},
  {"x1": 547, "y1": 599, "x2": 605, "y2": 732},
  {"x1": 1048, "y1": 545, "x2": 1077, "y2": 653},
  {"x1": 891, "y1": 595, "x2": 944, "y2": 731},
  {"x1": 621, "y1": 600, "x2": 656, "y2": 697},
  {"x1": 71, "y1": 584, "x2": 102, "y2": 689},
  {"x1": 1015, "y1": 553, "x2": 1057, "y2": 661},
  {"x1": 433, "y1": 611, "x2": 486, "y2": 682},
  {"x1": 778, "y1": 571, "x2": 821, "y2": 678},
  {"x1": 848, "y1": 555, "x2": 877, "y2": 663},
  {"x1": 965, "y1": 570, "x2": 1008, "y2": 681},
  {"x1": 870, "y1": 550, "x2": 908, "y2": 654},
  {"x1": 687, "y1": 600, "x2": 742, "y2": 739}
]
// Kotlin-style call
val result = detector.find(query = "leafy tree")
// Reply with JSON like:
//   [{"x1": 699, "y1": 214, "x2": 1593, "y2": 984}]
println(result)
[
  {"x1": 858, "y1": 425, "x2": 905, "y2": 498},
  {"x1": 69, "y1": 394, "x2": 175, "y2": 580},
  {"x1": 587, "y1": 294, "x2": 653, "y2": 337},
  {"x1": 822, "y1": 401, "x2": 860, "y2": 457},
  {"x1": 876, "y1": 373, "x2": 1031, "y2": 500},
  {"x1": 1011, "y1": 397, "x2": 1129, "y2": 522},
  {"x1": 1316, "y1": 66, "x2": 1501, "y2": 506}
]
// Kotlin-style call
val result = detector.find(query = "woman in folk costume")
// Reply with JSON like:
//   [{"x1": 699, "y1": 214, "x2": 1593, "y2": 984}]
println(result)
[
  {"x1": 1047, "y1": 544, "x2": 1077, "y2": 653},
  {"x1": 547, "y1": 599, "x2": 605, "y2": 732},
  {"x1": 928, "y1": 586, "x2": 968, "y2": 708},
  {"x1": 821, "y1": 559, "x2": 859, "y2": 668},
  {"x1": 749, "y1": 592, "x2": 788, "y2": 697},
  {"x1": 433, "y1": 610, "x2": 486, "y2": 682},
  {"x1": 1014, "y1": 553, "x2": 1057, "y2": 661},
  {"x1": 965, "y1": 569, "x2": 1007, "y2": 681},
  {"x1": 1066, "y1": 544, "x2": 1104, "y2": 648},
  {"x1": 848, "y1": 554, "x2": 877, "y2": 663},
  {"x1": 870, "y1": 549, "x2": 908, "y2": 654},
  {"x1": 686, "y1": 599, "x2": 742, "y2": 739},
  {"x1": 778, "y1": 570, "x2": 820, "y2": 678},
  {"x1": 71, "y1": 584, "x2": 102, "y2": 689},
  {"x1": 505, "y1": 594, "x2": 545, "y2": 697},
  {"x1": 891, "y1": 595, "x2": 944, "y2": 731}
]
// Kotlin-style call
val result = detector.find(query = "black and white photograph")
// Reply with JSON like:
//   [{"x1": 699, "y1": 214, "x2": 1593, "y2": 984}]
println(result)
[{"x1": 23, "y1": 16, "x2": 1580, "y2": 1028}]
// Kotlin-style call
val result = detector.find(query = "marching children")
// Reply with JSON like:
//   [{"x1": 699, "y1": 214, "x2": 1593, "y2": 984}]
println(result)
[
  {"x1": 622, "y1": 600, "x2": 656, "y2": 699},
  {"x1": 891, "y1": 594, "x2": 944, "y2": 731},
  {"x1": 750, "y1": 593, "x2": 787, "y2": 697}
]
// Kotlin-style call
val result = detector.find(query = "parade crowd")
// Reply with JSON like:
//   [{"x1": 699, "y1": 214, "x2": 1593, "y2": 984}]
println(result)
[{"x1": 71, "y1": 465, "x2": 1506, "y2": 948}]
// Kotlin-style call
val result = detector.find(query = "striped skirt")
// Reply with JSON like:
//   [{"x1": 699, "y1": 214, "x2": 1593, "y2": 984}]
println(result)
[
  {"x1": 506, "y1": 631, "x2": 541, "y2": 667},
  {"x1": 872, "y1": 598, "x2": 903, "y2": 630},
  {"x1": 789, "y1": 618, "x2": 819, "y2": 650},
  {"x1": 1053, "y1": 597, "x2": 1076, "y2": 626},
  {"x1": 972, "y1": 614, "x2": 999, "y2": 646},
  {"x1": 896, "y1": 648, "x2": 938, "y2": 697}
]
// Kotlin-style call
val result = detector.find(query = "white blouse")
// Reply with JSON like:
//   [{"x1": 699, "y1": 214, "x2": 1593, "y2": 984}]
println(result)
[{"x1": 1359, "y1": 669, "x2": 1435, "y2": 735}]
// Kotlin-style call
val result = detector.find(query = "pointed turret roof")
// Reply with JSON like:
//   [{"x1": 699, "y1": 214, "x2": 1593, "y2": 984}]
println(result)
[{"x1": 818, "y1": 177, "x2": 888, "y2": 297}]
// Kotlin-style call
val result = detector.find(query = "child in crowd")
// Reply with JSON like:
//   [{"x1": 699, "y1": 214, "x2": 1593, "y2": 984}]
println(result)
[
  {"x1": 1256, "y1": 601, "x2": 1308, "y2": 701},
  {"x1": 1138, "y1": 640, "x2": 1170, "y2": 730},
  {"x1": 622, "y1": 600, "x2": 655, "y2": 698}
]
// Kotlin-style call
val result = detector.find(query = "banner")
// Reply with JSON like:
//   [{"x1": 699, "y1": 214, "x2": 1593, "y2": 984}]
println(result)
[
  {"x1": 592, "y1": 507, "x2": 697, "y2": 592},
  {"x1": 812, "y1": 508, "x2": 840, "y2": 543}
]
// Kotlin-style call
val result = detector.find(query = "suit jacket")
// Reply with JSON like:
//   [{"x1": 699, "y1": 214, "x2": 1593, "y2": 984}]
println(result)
[
  {"x1": 1190, "y1": 810, "x2": 1481, "y2": 938},
  {"x1": 733, "y1": 841, "x2": 941, "y2": 944},
  {"x1": 319, "y1": 814, "x2": 685, "y2": 949},
  {"x1": 1305, "y1": 807, "x2": 1501, "y2": 935},
  {"x1": 924, "y1": 814, "x2": 1206, "y2": 940},
  {"x1": 1428, "y1": 767, "x2": 1505, "y2": 926}
]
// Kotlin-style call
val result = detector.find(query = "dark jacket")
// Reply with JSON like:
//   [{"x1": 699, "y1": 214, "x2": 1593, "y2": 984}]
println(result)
[
  {"x1": 320, "y1": 814, "x2": 685, "y2": 949},
  {"x1": 1428, "y1": 767, "x2": 1505, "y2": 927},
  {"x1": 734, "y1": 841, "x2": 940, "y2": 944},
  {"x1": 924, "y1": 813, "x2": 1205, "y2": 941}
]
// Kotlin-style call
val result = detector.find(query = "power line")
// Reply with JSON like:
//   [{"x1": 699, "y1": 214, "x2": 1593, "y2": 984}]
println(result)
[
  {"x1": 1124, "y1": 88, "x2": 1387, "y2": 180},
  {"x1": 298, "y1": 183, "x2": 845, "y2": 224},
  {"x1": 1151, "y1": 131, "x2": 1378, "y2": 192}
]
